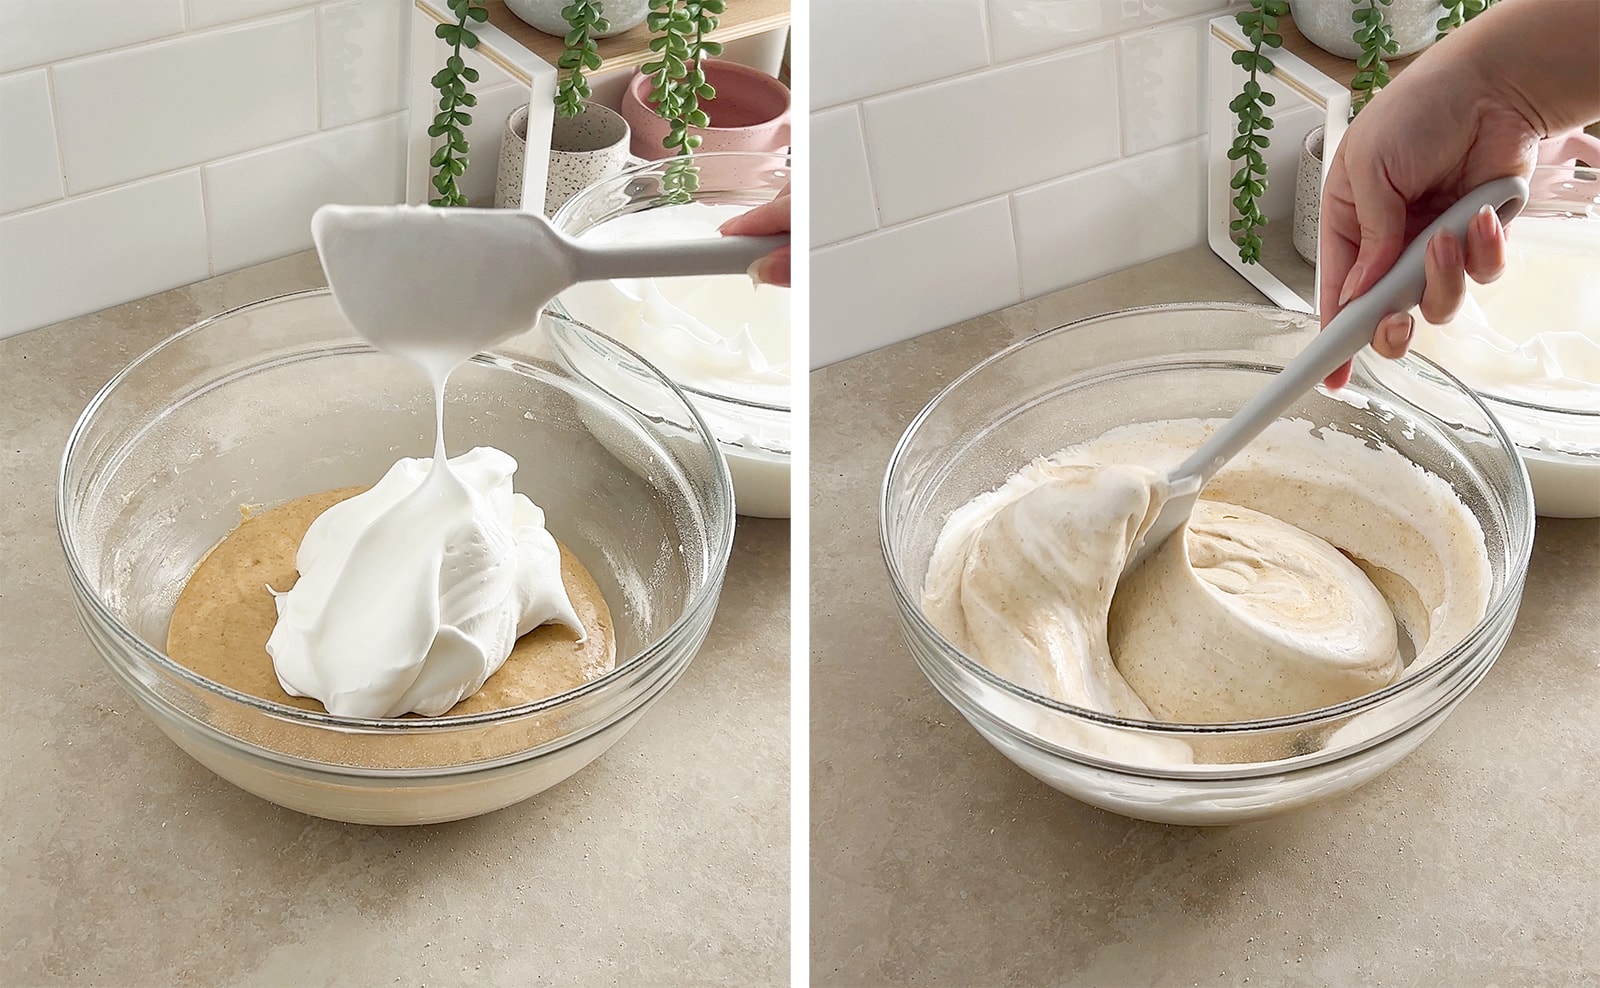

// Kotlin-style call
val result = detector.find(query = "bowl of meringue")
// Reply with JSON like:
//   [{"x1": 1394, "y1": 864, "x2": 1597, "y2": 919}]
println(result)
[
  {"x1": 548, "y1": 152, "x2": 792, "y2": 518},
  {"x1": 59, "y1": 289, "x2": 734, "y2": 825},
  {"x1": 882, "y1": 303, "x2": 1535, "y2": 825},
  {"x1": 1368, "y1": 160, "x2": 1600, "y2": 518}
]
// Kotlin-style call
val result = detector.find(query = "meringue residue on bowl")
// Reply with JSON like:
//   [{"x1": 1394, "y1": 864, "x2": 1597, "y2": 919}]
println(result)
[
  {"x1": 556, "y1": 202, "x2": 791, "y2": 407},
  {"x1": 1409, "y1": 215, "x2": 1600, "y2": 412}
]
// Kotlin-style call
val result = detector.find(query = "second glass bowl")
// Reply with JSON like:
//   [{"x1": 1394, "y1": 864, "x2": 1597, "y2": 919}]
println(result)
[{"x1": 548, "y1": 152, "x2": 792, "y2": 518}]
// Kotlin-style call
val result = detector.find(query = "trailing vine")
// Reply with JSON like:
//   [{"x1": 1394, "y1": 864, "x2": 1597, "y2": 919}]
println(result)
[
  {"x1": 644, "y1": 0, "x2": 724, "y2": 198},
  {"x1": 556, "y1": 1, "x2": 609, "y2": 118},
  {"x1": 1436, "y1": 0, "x2": 1491, "y2": 41},
  {"x1": 1350, "y1": 0, "x2": 1398, "y2": 117},
  {"x1": 426, "y1": 0, "x2": 486, "y2": 207},
  {"x1": 1228, "y1": 0, "x2": 1285, "y2": 264}
]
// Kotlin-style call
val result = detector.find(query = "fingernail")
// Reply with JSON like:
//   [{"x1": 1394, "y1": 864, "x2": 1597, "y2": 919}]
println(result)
[
  {"x1": 1476, "y1": 203, "x2": 1499, "y2": 240},
  {"x1": 747, "y1": 258, "x2": 767, "y2": 284},
  {"x1": 1382, "y1": 313, "x2": 1413, "y2": 352},
  {"x1": 1338, "y1": 263, "x2": 1365, "y2": 307}
]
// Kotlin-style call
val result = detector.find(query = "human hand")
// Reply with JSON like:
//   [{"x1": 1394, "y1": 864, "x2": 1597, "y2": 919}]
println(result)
[
  {"x1": 1317, "y1": 52, "x2": 1538, "y2": 389},
  {"x1": 718, "y1": 183, "x2": 791, "y2": 287}
]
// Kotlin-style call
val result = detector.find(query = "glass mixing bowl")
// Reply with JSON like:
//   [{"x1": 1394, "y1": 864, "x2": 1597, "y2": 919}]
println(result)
[
  {"x1": 58, "y1": 289, "x2": 734, "y2": 825},
  {"x1": 548, "y1": 152, "x2": 791, "y2": 518},
  {"x1": 1375, "y1": 162, "x2": 1600, "y2": 517},
  {"x1": 882, "y1": 303, "x2": 1534, "y2": 826}
]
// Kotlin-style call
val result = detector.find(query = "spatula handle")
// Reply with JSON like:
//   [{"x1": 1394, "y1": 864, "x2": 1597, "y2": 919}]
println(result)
[
  {"x1": 1173, "y1": 175, "x2": 1528, "y2": 484},
  {"x1": 569, "y1": 234, "x2": 789, "y2": 283}
]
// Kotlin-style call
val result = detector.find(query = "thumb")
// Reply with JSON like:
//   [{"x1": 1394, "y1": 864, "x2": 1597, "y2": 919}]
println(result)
[{"x1": 1337, "y1": 178, "x2": 1409, "y2": 313}]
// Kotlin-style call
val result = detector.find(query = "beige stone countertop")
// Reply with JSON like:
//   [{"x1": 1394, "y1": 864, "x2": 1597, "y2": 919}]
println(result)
[
  {"x1": 1, "y1": 253, "x2": 788, "y2": 986},
  {"x1": 810, "y1": 247, "x2": 1599, "y2": 986}
]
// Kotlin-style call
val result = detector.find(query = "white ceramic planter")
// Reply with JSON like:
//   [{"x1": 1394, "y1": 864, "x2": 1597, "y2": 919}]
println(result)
[
  {"x1": 503, "y1": 0, "x2": 648, "y2": 38},
  {"x1": 1290, "y1": 0, "x2": 1445, "y2": 59}
]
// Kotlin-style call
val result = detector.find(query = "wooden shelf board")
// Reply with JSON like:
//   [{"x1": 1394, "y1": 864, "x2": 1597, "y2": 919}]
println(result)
[
  {"x1": 482, "y1": 0, "x2": 789, "y2": 76},
  {"x1": 1276, "y1": 11, "x2": 1424, "y2": 95}
]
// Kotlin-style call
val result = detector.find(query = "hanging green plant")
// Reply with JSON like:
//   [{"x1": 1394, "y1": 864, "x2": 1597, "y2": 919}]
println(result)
[
  {"x1": 1350, "y1": 0, "x2": 1398, "y2": 117},
  {"x1": 644, "y1": 0, "x2": 723, "y2": 198},
  {"x1": 427, "y1": 0, "x2": 487, "y2": 207},
  {"x1": 1227, "y1": 0, "x2": 1286, "y2": 264},
  {"x1": 555, "y1": 1, "x2": 610, "y2": 118},
  {"x1": 1435, "y1": 0, "x2": 1492, "y2": 41}
]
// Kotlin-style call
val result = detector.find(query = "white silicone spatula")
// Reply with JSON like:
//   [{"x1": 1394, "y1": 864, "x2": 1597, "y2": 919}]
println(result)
[
  {"x1": 1122, "y1": 175, "x2": 1529, "y2": 577},
  {"x1": 310, "y1": 204, "x2": 786, "y2": 358}
]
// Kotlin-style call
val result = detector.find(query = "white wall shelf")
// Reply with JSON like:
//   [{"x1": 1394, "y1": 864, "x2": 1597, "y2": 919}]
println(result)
[
  {"x1": 407, "y1": 0, "x2": 789, "y2": 214},
  {"x1": 1205, "y1": 12, "x2": 1423, "y2": 314}
]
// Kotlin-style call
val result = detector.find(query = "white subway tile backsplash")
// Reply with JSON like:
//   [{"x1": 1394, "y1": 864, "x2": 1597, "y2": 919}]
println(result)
[
  {"x1": 863, "y1": 44, "x2": 1119, "y2": 226},
  {"x1": 988, "y1": 0, "x2": 1229, "y2": 62},
  {"x1": 187, "y1": 0, "x2": 318, "y2": 30},
  {"x1": 0, "y1": 0, "x2": 184, "y2": 73},
  {"x1": 1118, "y1": 14, "x2": 1208, "y2": 155},
  {"x1": 319, "y1": 0, "x2": 411, "y2": 128},
  {"x1": 52, "y1": 12, "x2": 318, "y2": 193},
  {"x1": 811, "y1": 0, "x2": 989, "y2": 110},
  {"x1": 811, "y1": 105, "x2": 877, "y2": 247},
  {"x1": 811, "y1": 198, "x2": 1020, "y2": 366},
  {"x1": 1013, "y1": 138, "x2": 1203, "y2": 298},
  {"x1": 0, "y1": 170, "x2": 208, "y2": 337},
  {"x1": 0, "y1": 70, "x2": 63, "y2": 213},
  {"x1": 205, "y1": 114, "x2": 405, "y2": 273}
]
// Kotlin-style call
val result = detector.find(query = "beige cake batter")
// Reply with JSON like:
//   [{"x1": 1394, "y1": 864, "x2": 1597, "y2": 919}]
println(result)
[{"x1": 168, "y1": 487, "x2": 616, "y2": 718}]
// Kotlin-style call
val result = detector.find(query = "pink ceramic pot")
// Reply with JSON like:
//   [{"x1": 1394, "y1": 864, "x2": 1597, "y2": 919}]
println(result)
[{"x1": 621, "y1": 58, "x2": 790, "y2": 161}]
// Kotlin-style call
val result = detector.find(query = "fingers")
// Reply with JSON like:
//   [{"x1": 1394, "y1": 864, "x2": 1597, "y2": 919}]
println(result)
[
  {"x1": 1340, "y1": 178, "x2": 1409, "y2": 311},
  {"x1": 750, "y1": 244, "x2": 790, "y2": 287},
  {"x1": 1464, "y1": 203, "x2": 1506, "y2": 284},
  {"x1": 1418, "y1": 230, "x2": 1467, "y2": 324},
  {"x1": 1371, "y1": 312, "x2": 1414, "y2": 360},
  {"x1": 1317, "y1": 153, "x2": 1406, "y2": 391},
  {"x1": 1318, "y1": 164, "x2": 1360, "y2": 332},
  {"x1": 718, "y1": 190, "x2": 791, "y2": 238}
]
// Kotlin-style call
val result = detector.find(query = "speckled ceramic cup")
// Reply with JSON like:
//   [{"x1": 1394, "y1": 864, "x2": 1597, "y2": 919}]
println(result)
[
  {"x1": 496, "y1": 102, "x2": 632, "y2": 215},
  {"x1": 1293, "y1": 125, "x2": 1324, "y2": 266}
]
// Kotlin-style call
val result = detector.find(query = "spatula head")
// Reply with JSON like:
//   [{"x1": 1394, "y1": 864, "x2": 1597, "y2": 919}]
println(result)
[
  {"x1": 311, "y1": 204, "x2": 578, "y2": 352},
  {"x1": 1122, "y1": 485, "x2": 1200, "y2": 577}
]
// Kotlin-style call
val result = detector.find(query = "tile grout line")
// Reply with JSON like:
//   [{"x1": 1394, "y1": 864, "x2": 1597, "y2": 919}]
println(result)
[
  {"x1": 812, "y1": 2, "x2": 1231, "y2": 114},
  {"x1": 851, "y1": 104, "x2": 885, "y2": 236},
  {"x1": 42, "y1": 65, "x2": 70, "y2": 200},
  {"x1": 1006, "y1": 192, "x2": 1026, "y2": 302},
  {"x1": 312, "y1": 0, "x2": 327, "y2": 131},
  {"x1": 813, "y1": 136, "x2": 1207, "y2": 255},
  {"x1": 198, "y1": 165, "x2": 216, "y2": 277},
  {"x1": 3, "y1": 4, "x2": 319, "y2": 77},
  {"x1": 0, "y1": 112, "x2": 410, "y2": 225}
]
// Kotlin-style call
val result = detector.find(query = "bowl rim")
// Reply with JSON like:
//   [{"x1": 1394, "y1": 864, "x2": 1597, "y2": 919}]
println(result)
[
  {"x1": 57, "y1": 287, "x2": 736, "y2": 733},
  {"x1": 547, "y1": 150, "x2": 792, "y2": 417},
  {"x1": 880, "y1": 300, "x2": 1536, "y2": 736}
]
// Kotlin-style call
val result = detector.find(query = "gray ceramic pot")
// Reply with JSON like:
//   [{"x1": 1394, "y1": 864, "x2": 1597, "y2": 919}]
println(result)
[
  {"x1": 1290, "y1": 0, "x2": 1445, "y2": 59},
  {"x1": 503, "y1": 0, "x2": 648, "y2": 38}
]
